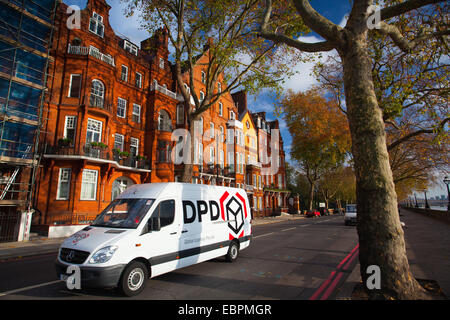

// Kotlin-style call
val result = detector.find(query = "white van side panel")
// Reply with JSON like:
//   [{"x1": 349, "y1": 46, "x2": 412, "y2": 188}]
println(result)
[{"x1": 123, "y1": 184, "x2": 252, "y2": 279}]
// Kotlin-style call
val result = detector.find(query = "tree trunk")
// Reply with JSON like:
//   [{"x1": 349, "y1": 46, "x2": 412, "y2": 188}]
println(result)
[
  {"x1": 308, "y1": 181, "x2": 315, "y2": 210},
  {"x1": 338, "y1": 34, "x2": 429, "y2": 299}
]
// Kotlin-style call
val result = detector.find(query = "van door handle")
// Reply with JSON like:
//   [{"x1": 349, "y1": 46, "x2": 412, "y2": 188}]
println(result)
[
  {"x1": 170, "y1": 232, "x2": 177, "y2": 235},
  {"x1": 182, "y1": 230, "x2": 188, "y2": 233}
]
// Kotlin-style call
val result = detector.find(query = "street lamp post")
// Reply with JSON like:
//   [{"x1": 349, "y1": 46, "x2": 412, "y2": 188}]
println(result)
[
  {"x1": 424, "y1": 190, "x2": 430, "y2": 209},
  {"x1": 444, "y1": 176, "x2": 450, "y2": 212},
  {"x1": 414, "y1": 193, "x2": 419, "y2": 208}
]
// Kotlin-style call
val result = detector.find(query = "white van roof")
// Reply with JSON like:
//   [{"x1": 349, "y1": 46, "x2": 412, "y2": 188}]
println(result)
[{"x1": 117, "y1": 182, "x2": 243, "y2": 200}]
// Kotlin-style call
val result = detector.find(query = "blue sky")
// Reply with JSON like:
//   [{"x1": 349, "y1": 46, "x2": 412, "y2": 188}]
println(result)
[{"x1": 63, "y1": 0, "x2": 448, "y2": 197}]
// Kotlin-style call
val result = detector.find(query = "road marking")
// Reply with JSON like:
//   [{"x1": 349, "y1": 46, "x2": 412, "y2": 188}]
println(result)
[
  {"x1": 281, "y1": 227, "x2": 296, "y2": 232},
  {"x1": 336, "y1": 244, "x2": 359, "y2": 270},
  {"x1": 0, "y1": 280, "x2": 61, "y2": 297},
  {"x1": 320, "y1": 272, "x2": 345, "y2": 300},
  {"x1": 253, "y1": 232, "x2": 274, "y2": 239},
  {"x1": 309, "y1": 243, "x2": 359, "y2": 300},
  {"x1": 300, "y1": 224, "x2": 310, "y2": 227}
]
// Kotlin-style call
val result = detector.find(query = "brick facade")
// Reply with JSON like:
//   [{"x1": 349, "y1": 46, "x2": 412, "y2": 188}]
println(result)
[{"x1": 33, "y1": 0, "x2": 289, "y2": 226}]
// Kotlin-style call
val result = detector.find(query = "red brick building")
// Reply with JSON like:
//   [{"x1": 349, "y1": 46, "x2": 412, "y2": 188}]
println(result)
[
  {"x1": 33, "y1": 0, "x2": 289, "y2": 230},
  {"x1": 35, "y1": 0, "x2": 165, "y2": 225}
]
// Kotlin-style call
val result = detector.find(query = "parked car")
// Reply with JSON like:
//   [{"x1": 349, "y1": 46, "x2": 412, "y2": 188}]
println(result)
[
  {"x1": 306, "y1": 209, "x2": 320, "y2": 218},
  {"x1": 344, "y1": 204, "x2": 357, "y2": 225}
]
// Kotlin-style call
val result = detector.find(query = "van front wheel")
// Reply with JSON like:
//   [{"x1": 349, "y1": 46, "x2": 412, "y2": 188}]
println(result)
[
  {"x1": 119, "y1": 261, "x2": 148, "y2": 297},
  {"x1": 225, "y1": 241, "x2": 239, "y2": 262}
]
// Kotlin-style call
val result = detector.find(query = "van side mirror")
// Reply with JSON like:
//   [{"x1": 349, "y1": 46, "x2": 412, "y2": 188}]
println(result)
[{"x1": 148, "y1": 217, "x2": 161, "y2": 231}]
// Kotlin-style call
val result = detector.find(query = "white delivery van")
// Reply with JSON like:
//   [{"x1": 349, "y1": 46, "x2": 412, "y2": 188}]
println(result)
[
  {"x1": 55, "y1": 183, "x2": 252, "y2": 296},
  {"x1": 344, "y1": 204, "x2": 357, "y2": 226}
]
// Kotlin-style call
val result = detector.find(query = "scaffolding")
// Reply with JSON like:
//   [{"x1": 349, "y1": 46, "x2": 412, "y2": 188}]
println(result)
[{"x1": 0, "y1": 0, "x2": 57, "y2": 242}]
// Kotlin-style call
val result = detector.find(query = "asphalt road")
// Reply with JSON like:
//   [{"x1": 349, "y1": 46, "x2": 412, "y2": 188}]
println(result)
[{"x1": 0, "y1": 215, "x2": 359, "y2": 300}]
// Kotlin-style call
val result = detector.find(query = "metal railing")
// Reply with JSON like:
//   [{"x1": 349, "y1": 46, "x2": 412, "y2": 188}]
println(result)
[
  {"x1": 0, "y1": 209, "x2": 20, "y2": 242},
  {"x1": 87, "y1": 95, "x2": 113, "y2": 113},
  {"x1": 44, "y1": 144, "x2": 150, "y2": 170},
  {"x1": 157, "y1": 120, "x2": 173, "y2": 132},
  {"x1": 197, "y1": 164, "x2": 234, "y2": 177},
  {"x1": 150, "y1": 82, "x2": 181, "y2": 100},
  {"x1": 46, "y1": 213, "x2": 98, "y2": 226},
  {"x1": 67, "y1": 44, "x2": 115, "y2": 67}
]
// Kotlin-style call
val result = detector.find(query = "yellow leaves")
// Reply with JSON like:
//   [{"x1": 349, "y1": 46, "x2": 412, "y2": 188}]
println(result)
[{"x1": 280, "y1": 87, "x2": 351, "y2": 166}]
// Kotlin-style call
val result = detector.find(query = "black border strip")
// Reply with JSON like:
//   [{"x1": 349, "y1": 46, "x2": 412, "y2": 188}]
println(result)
[{"x1": 148, "y1": 236, "x2": 251, "y2": 266}]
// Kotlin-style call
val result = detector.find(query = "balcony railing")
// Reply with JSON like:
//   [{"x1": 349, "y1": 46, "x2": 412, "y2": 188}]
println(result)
[
  {"x1": 150, "y1": 82, "x2": 181, "y2": 101},
  {"x1": 157, "y1": 121, "x2": 173, "y2": 132},
  {"x1": 197, "y1": 164, "x2": 234, "y2": 177},
  {"x1": 44, "y1": 144, "x2": 150, "y2": 170},
  {"x1": 89, "y1": 95, "x2": 104, "y2": 108},
  {"x1": 67, "y1": 44, "x2": 115, "y2": 67},
  {"x1": 87, "y1": 95, "x2": 112, "y2": 112}
]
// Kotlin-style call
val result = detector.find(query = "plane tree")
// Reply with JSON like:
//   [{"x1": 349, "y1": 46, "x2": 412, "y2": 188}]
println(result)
[
  {"x1": 259, "y1": 0, "x2": 449, "y2": 299},
  {"x1": 313, "y1": 2, "x2": 449, "y2": 197}
]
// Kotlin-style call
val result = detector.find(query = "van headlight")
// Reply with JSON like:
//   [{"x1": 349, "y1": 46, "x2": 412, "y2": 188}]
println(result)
[{"x1": 89, "y1": 246, "x2": 118, "y2": 264}]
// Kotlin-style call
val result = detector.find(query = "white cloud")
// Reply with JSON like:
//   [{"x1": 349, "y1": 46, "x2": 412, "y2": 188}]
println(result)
[
  {"x1": 279, "y1": 14, "x2": 347, "y2": 93},
  {"x1": 282, "y1": 35, "x2": 339, "y2": 93}
]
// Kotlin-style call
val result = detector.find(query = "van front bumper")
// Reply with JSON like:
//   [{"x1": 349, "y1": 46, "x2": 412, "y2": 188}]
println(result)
[{"x1": 55, "y1": 260, "x2": 125, "y2": 288}]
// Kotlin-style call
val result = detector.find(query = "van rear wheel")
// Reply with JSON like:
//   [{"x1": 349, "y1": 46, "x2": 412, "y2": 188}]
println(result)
[
  {"x1": 225, "y1": 241, "x2": 239, "y2": 262},
  {"x1": 119, "y1": 261, "x2": 148, "y2": 297}
]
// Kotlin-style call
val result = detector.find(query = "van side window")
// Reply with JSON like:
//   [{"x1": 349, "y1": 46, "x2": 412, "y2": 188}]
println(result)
[{"x1": 152, "y1": 200, "x2": 175, "y2": 228}]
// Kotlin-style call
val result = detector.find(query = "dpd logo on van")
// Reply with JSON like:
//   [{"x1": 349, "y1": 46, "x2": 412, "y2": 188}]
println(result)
[
  {"x1": 220, "y1": 191, "x2": 248, "y2": 239},
  {"x1": 182, "y1": 191, "x2": 247, "y2": 239}
]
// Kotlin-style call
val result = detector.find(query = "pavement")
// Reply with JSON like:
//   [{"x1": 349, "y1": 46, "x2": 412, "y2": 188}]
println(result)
[
  {"x1": 0, "y1": 209, "x2": 448, "y2": 299},
  {"x1": 335, "y1": 207, "x2": 450, "y2": 299}
]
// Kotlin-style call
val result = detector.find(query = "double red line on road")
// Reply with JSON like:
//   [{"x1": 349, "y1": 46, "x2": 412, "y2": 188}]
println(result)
[{"x1": 309, "y1": 243, "x2": 359, "y2": 300}]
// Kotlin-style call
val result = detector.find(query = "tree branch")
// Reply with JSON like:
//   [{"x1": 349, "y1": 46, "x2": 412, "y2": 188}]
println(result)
[
  {"x1": 387, "y1": 117, "x2": 450, "y2": 150},
  {"x1": 380, "y1": 0, "x2": 445, "y2": 21},
  {"x1": 292, "y1": 0, "x2": 343, "y2": 42},
  {"x1": 259, "y1": 0, "x2": 336, "y2": 52},
  {"x1": 376, "y1": 21, "x2": 450, "y2": 53}
]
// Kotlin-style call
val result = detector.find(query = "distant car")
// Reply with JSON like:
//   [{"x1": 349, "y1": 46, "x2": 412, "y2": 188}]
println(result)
[
  {"x1": 306, "y1": 209, "x2": 320, "y2": 218},
  {"x1": 344, "y1": 204, "x2": 357, "y2": 225}
]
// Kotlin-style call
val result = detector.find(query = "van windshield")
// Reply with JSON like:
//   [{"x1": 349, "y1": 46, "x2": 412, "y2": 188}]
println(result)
[
  {"x1": 91, "y1": 198, "x2": 155, "y2": 229},
  {"x1": 346, "y1": 204, "x2": 357, "y2": 213}
]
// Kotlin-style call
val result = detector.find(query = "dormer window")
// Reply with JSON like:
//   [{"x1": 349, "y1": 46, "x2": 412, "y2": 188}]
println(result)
[
  {"x1": 123, "y1": 40, "x2": 138, "y2": 56},
  {"x1": 89, "y1": 12, "x2": 104, "y2": 38}
]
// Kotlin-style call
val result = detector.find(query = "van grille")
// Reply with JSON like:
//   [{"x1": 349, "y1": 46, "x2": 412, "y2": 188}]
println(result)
[{"x1": 60, "y1": 248, "x2": 90, "y2": 264}]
